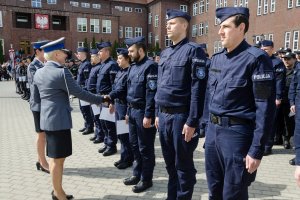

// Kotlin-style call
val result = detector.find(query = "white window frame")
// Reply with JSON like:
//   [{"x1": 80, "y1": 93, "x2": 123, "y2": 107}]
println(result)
[
  {"x1": 193, "y1": 3, "x2": 198, "y2": 16},
  {"x1": 32, "y1": 0, "x2": 42, "y2": 8},
  {"x1": 180, "y1": 5, "x2": 188, "y2": 12},
  {"x1": 135, "y1": 8, "x2": 142, "y2": 13},
  {"x1": 119, "y1": 26, "x2": 123, "y2": 38},
  {"x1": 70, "y1": 1, "x2": 78, "y2": 7},
  {"x1": 92, "y1": 4, "x2": 101, "y2": 9},
  {"x1": 288, "y1": 0, "x2": 293, "y2": 8},
  {"x1": 78, "y1": 41, "x2": 84, "y2": 48},
  {"x1": 245, "y1": 0, "x2": 249, "y2": 7},
  {"x1": 81, "y1": 2, "x2": 90, "y2": 8},
  {"x1": 0, "y1": 11, "x2": 2, "y2": 27},
  {"x1": 297, "y1": 0, "x2": 300, "y2": 7},
  {"x1": 263, "y1": 0, "x2": 268, "y2": 14},
  {"x1": 148, "y1": 32, "x2": 152, "y2": 44},
  {"x1": 102, "y1": 20, "x2": 111, "y2": 34},
  {"x1": 199, "y1": 0, "x2": 205, "y2": 14},
  {"x1": 206, "y1": 0, "x2": 209, "y2": 12},
  {"x1": 165, "y1": 35, "x2": 172, "y2": 47},
  {"x1": 154, "y1": 15, "x2": 159, "y2": 27},
  {"x1": 115, "y1": 6, "x2": 123, "y2": 11},
  {"x1": 125, "y1": 27, "x2": 133, "y2": 38},
  {"x1": 90, "y1": 19, "x2": 99, "y2": 33},
  {"x1": 125, "y1": 7, "x2": 132, "y2": 12},
  {"x1": 293, "y1": 31, "x2": 299, "y2": 51},
  {"x1": 47, "y1": 0, "x2": 56, "y2": 4},
  {"x1": 199, "y1": 23, "x2": 204, "y2": 36},
  {"x1": 270, "y1": 0, "x2": 276, "y2": 12},
  {"x1": 77, "y1": 18, "x2": 87, "y2": 32},
  {"x1": 192, "y1": 24, "x2": 197, "y2": 37},
  {"x1": 216, "y1": 0, "x2": 219, "y2": 8},
  {"x1": 205, "y1": 22, "x2": 209, "y2": 35},
  {"x1": 285, "y1": 32, "x2": 291, "y2": 48},
  {"x1": 269, "y1": 33, "x2": 274, "y2": 41},
  {"x1": 234, "y1": 0, "x2": 238, "y2": 7},
  {"x1": 257, "y1": 0, "x2": 262, "y2": 15},
  {"x1": 148, "y1": 13, "x2": 152, "y2": 24},
  {"x1": 218, "y1": 41, "x2": 223, "y2": 51},
  {"x1": 135, "y1": 27, "x2": 142, "y2": 37},
  {"x1": 155, "y1": 35, "x2": 159, "y2": 45},
  {"x1": 224, "y1": 0, "x2": 227, "y2": 7}
]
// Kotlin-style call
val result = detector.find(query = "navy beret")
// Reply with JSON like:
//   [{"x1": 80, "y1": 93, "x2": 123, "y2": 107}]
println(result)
[
  {"x1": 96, "y1": 41, "x2": 112, "y2": 50},
  {"x1": 40, "y1": 37, "x2": 69, "y2": 53},
  {"x1": 77, "y1": 47, "x2": 89, "y2": 53},
  {"x1": 166, "y1": 9, "x2": 191, "y2": 22},
  {"x1": 199, "y1": 43, "x2": 207, "y2": 49},
  {"x1": 116, "y1": 48, "x2": 128, "y2": 56},
  {"x1": 216, "y1": 7, "x2": 249, "y2": 24},
  {"x1": 125, "y1": 36, "x2": 145, "y2": 48},
  {"x1": 282, "y1": 52, "x2": 296, "y2": 59},
  {"x1": 261, "y1": 40, "x2": 274, "y2": 47},
  {"x1": 90, "y1": 49, "x2": 99, "y2": 55},
  {"x1": 32, "y1": 40, "x2": 50, "y2": 49}
]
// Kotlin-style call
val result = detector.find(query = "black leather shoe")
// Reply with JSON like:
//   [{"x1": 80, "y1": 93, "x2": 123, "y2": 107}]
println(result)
[
  {"x1": 274, "y1": 140, "x2": 283, "y2": 145},
  {"x1": 51, "y1": 190, "x2": 74, "y2": 200},
  {"x1": 123, "y1": 176, "x2": 140, "y2": 185},
  {"x1": 90, "y1": 136, "x2": 96, "y2": 141},
  {"x1": 289, "y1": 158, "x2": 296, "y2": 165},
  {"x1": 79, "y1": 127, "x2": 86, "y2": 132},
  {"x1": 284, "y1": 141, "x2": 291, "y2": 149},
  {"x1": 82, "y1": 129, "x2": 94, "y2": 135},
  {"x1": 114, "y1": 160, "x2": 122, "y2": 167},
  {"x1": 263, "y1": 149, "x2": 272, "y2": 156},
  {"x1": 103, "y1": 148, "x2": 117, "y2": 156},
  {"x1": 98, "y1": 145, "x2": 107, "y2": 153},
  {"x1": 117, "y1": 161, "x2": 133, "y2": 169},
  {"x1": 132, "y1": 180, "x2": 153, "y2": 193},
  {"x1": 93, "y1": 138, "x2": 104, "y2": 144}
]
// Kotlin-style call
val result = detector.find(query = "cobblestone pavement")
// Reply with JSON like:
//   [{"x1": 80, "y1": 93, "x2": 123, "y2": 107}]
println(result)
[{"x1": 1, "y1": 80, "x2": 300, "y2": 200}]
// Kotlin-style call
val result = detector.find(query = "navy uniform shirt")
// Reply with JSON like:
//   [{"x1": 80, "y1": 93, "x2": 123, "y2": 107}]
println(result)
[
  {"x1": 76, "y1": 59, "x2": 92, "y2": 88},
  {"x1": 288, "y1": 61, "x2": 300, "y2": 106},
  {"x1": 270, "y1": 55, "x2": 286, "y2": 100},
  {"x1": 208, "y1": 40, "x2": 275, "y2": 159},
  {"x1": 86, "y1": 63, "x2": 102, "y2": 94},
  {"x1": 109, "y1": 67, "x2": 129, "y2": 102},
  {"x1": 96, "y1": 57, "x2": 119, "y2": 95},
  {"x1": 282, "y1": 68, "x2": 294, "y2": 103},
  {"x1": 155, "y1": 38, "x2": 208, "y2": 127},
  {"x1": 127, "y1": 56, "x2": 158, "y2": 118}
]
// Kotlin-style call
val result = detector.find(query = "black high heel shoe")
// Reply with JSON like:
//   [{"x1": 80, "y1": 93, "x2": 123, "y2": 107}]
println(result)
[
  {"x1": 51, "y1": 191, "x2": 74, "y2": 200},
  {"x1": 36, "y1": 162, "x2": 50, "y2": 174}
]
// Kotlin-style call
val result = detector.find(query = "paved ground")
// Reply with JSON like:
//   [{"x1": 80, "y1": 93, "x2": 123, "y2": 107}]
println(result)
[{"x1": 0, "y1": 80, "x2": 300, "y2": 200}]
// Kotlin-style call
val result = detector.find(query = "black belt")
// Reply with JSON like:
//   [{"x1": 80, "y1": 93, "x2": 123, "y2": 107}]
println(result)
[
  {"x1": 210, "y1": 113, "x2": 252, "y2": 126},
  {"x1": 115, "y1": 99, "x2": 127, "y2": 105},
  {"x1": 128, "y1": 102, "x2": 145, "y2": 110},
  {"x1": 160, "y1": 106, "x2": 188, "y2": 114}
]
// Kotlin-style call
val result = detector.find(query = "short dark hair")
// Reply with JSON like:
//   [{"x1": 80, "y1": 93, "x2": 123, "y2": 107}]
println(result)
[
  {"x1": 134, "y1": 43, "x2": 146, "y2": 53},
  {"x1": 232, "y1": 14, "x2": 249, "y2": 34}
]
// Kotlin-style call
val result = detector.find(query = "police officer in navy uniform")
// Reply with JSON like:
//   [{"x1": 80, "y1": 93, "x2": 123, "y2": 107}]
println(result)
[
  {"x1": 260, "y1": 40, "x2": 286, "y2": 154},
  {"x1": 76, "y1": 47, "x2": 94, "y2": 135},
  {"x1": 96, "y1": 42, "x2": 119, "y2": 156},
  {"x1": 295, "y1": 50, "x2": 300, "y2": 62},
  {"x1": 106, "y1": 48, "x2": 134, "y2": 169},
  {"x1": 205, "y1": 7, "x2": 275, "y2": 199},
  {"x1": 86, "y1": 49, "x2": 105, "y2": 144},
  {"x1": 122, "y1": 36, "x2": 157, "y2": 193},
  {"x1": 154, "y1": 9, "x2": 207, "y2": 200}
]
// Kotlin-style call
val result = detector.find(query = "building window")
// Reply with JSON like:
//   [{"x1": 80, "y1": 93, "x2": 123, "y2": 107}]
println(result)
[
  {"x1": 263, "y1": 0, "x2": 268, "y2": 14},
  {"x1": 155, "y1": 15, "x2": 159, "y2": 27},
  {"x1": 77, "y1": 18, "x2": 87, "y2": 32},
  {"x1": 206, "y1": 0, "x2": 209, "y2": 12},
  {"x1": 204, "y1": 22, "x2": 209, "y2": 35},
  {"x1": 16, "y1": 12, "x2": 32, "y2": 29},
  {"x1": 148, "y1": 32, "x2": 152, "y2": 44},
  {"x1": 269, "y1": 33, "x2": 274, "y2": 41},
  {"x1": 125, "y1": 27, "x2": 133, "y2": 38},
  {"x1": 199, "y1": 23, "x2": 204, "y2": 36},
  {"x1": 180, "y1": 5, "x2": 188, "y2": 12},
  {"x1": 192, "y1": 25, "x2": 198, "y2": 37},
  {"x1": 81, "y1": 2, "x2": 90, "y2": 8},
  {"x1": 47, "y1": 0, "x2": 56, "y2": 4},
  {"x1": 224, "y1": 0, "x2": 227, "y2": 7},
  {"x1": 32, "y1": 0, "x2": 42, "y2": 8},
  {"x1": 155, "y1": 35, "x2": 159, "y2": 45},
  {"x1": 288, "y1": 0, "x2": 293, "y2": 8},
  {"x1": 70, "y1": 1, "x2": 78, "y2": 7},
  {"x1": 193, "y1": 3, "x2": 198, "y2": 16},
  {"x1": 285, "y1": 32, "x2": 291, "y2": 48},
  {"x1": 297, "y1": 0, "x2": 300, "y2": 6},
  {"x1": 92, "y1": 4, "x2": 101, "y2": 9},
  {"x1": 102, "y1": 20, "x2": 111, "y2": 33},
  {"x1": 270, "y1": 0, "x2": 276, "y2": 12},
  {"x1": 125, "y1": 7, "x2": 132, "y2": 12},
  {"x1": 199, "y1": 0, "x2": 205, "y2": 14},
  {"x1": 52, "y1": 15, "x2": 66, "y2": 30},
  {"x1": 0, "y1": 39, "x2": 4, "y2": 55},
  {"x1": 236, "y1": 0, "x2": 248, "y2": 7},
  {"x1": 135, "y1": 27, "x2": 142, "y2": 37},
  {"x1": 135, "y1": 8, "x2": 142, "y2": 13},
  {"x1": 214, "y1": 41, "x2": 223, "y2": 53},
  {"x1": 78, "y1": 41, "x2": 84, "y2": 48},
  {"x1": 115, "y1": 6, "x2": 123, "y2": 11},
  {"x1": 90, "y1": 19, "x2": 99, "y2": 33},
  {"x1": 148, "y1": 13, "x2": 152, "y2": 24},
  {"x1": 165, "y1": 35, "x2": 172, "y2": 47},
  {"x1": 119, "y1": 26, "x2": 123, "y2": 38},
  {"x1": 0, "y1": 11, "x2": 2, "y2": 27},
  {"x1": 293, "y1": 31, "x2": 299, "y2": 51},
  {"x1": 245, "y1": 0, "x2": 249, "y2": 7},
  {"x1": 257, "y1": 0, "x2": 262, "y2": 15}
]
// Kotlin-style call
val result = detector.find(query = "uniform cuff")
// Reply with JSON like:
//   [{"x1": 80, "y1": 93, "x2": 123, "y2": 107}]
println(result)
[
  {"x1": 186, "y1": 118, "x2": 198, "y2": 128},
  {"x1": 248, "y1": 146, "x2": 264, "y2": 160}
]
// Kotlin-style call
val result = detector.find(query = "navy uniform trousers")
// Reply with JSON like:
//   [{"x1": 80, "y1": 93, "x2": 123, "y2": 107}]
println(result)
[
  {"x1": 158, "y1": 111, "x2": 199, "y2": 200},
  {"x1": 128, "y1": 107, "x2": 156, "y2": 181},
  {"x1": 205, "y1": 119, "x2": 256, "y2": 200},
  {"x1": 101, "y1": 104, "x2": 117, "y2": 150},
  {"x1": 115, "y1": 102, "x2": 133, "y2": 163},
  {"x1": 79, "y1": 100, "x2": 94, "y2": 131}
]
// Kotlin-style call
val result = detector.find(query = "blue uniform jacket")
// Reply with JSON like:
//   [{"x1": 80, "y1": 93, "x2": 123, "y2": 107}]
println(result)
[
  {"x1": 109, "y1": 67, "x2": 129, "y2": 102},
  {"x1": 288, "y1": 61, "x2": 300, "y2": 106},
  {"x1": 86, "y1": 63, "x2": 102, "y2": 94},
  {"x1": 96, "y1": 57, "x2": 119, "y2": 95},
  {"x1": 155, "y1": 38, "x2": 208, "y2": 127},
  {"x1": 76, "y1": 59, "x2": 92, "y2": 88},
  {"x1": 33, "y1": 61, "x2": 103, "y2": 131},
  {"x1": 27, "y1": 58, "x2": 44, "y2": 112},
  {"x1": 127, "y1": 56, "x2": 157, "y2": 118},
  {"x1": 271, "y1": 55, "x2": 286, "y2": 100},
  {"x1": 208, "y1": 40, "x2": 276, "y2": 159}
]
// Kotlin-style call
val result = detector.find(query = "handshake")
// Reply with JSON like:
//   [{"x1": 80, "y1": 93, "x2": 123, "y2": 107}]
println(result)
[{"x1": 102, "y1": 95, "x2": 112, "y2": 103}]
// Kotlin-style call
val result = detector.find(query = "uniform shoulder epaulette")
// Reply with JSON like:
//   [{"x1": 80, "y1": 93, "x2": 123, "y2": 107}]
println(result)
[
  {"x1": 247, "y1": 46, "x2": 266, "y2": 58},
  {"x1": 188, "y1": 42, "x2": 200, "y2": 49},
  {"x1": 272, "y1": 56, "x2": 282, "y2": 66},
  {"x1": 212, "y1": 49, "x2": 225, "y2": 57}
]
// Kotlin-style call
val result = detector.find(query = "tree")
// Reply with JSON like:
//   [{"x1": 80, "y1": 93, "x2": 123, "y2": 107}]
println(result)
[
  {"x1": 0, "y1": 40, "x2": 4, "y2": 64},
  {"x1": 111, "y1": 40, "x2": 118, "y2": 59},
  {"x1": 154, "y1": 42, "x2": 160, "y2": 53},
  {"x1": 91, "y1": 36, "x2": 96, "y2": 49},
  {"x1": 84, "y1": 38, "x2": 89, "y2": 49}
]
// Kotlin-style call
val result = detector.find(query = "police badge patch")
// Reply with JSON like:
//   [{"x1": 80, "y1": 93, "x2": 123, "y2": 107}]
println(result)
[
  {"x1": 196, "y1": 67, "x2": 206, "y2": 79},
  {"x1": 148, "y1": 80, "x2": 157, "y2": 90}
]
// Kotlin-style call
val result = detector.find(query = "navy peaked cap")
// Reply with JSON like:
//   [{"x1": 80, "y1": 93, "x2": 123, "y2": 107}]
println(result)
[
  {"x1": 32, "y1": 40, "x2": 50, "y2": 49},
  {"x1": 216, "y1": 7, "x2": 249, "y2": 24},
  {"x1": 261, "y1": 40, "x2": 274, "y2": 47},
  {"x1": 125, "y1": 36, "x2": 145, "y2": 48},
  {"x1": 96, "y1": 41, "x2": 111, "y2": 50},
  {"x1": 166, "y1": 9, "x2": 191, "y2": 22},
  {"x1": 282, "y1": 52, "x2": 296, "y2": 59},
  {"x1": 77, "y1": 47, "x2": 89, "y2": 53},
  {"x1": 116, "y1": 48, "x2": 128, "y2": 56},
  {"x1": 90, "y1": 49, "x2": 99, "y2": 55}
]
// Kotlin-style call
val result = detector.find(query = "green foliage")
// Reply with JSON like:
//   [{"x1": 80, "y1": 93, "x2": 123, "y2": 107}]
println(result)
[
  {"x1": 84, "y1": 38, "x2": 89, "y2": 49},
  {"x1": 111, "y1": 40, "x2": 118, "y2": 59},
  {"x1": 0, "y1": 41, "x2": 4, "y2": 64},
  {"x1": 91, "y1": 36, "x2": 96, "y2": 49}
]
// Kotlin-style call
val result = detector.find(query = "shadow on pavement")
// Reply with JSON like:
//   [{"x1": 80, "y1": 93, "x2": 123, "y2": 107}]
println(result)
[{"x1": 249, "y1": 181, "x2": 287, "y2": 198}]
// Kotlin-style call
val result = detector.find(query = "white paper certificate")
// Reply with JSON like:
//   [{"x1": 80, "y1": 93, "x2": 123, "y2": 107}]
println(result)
[
  {"x1": 99, "y1": 107, "x2": 115, "y2": 122},
  {"x1": 80, "y1": 100, "x2": 90, "y2": 106},
  {"x1": 116, "y1": 120, "x2": 129, "y2": 135},
  {"x1": 91, "y1": 104, "x2": 100, "y2": 115}
]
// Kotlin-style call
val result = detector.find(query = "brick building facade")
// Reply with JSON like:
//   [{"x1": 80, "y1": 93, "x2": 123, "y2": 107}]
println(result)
[{"x1": 0, "y1": 0, "x2": 299, "y2": 60}]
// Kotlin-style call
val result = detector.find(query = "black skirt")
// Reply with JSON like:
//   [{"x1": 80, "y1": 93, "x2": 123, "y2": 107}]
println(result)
[
  {"x1": 45, "y1": 129, "x2": 72, "y2": 158},
  {"x1": 32, "y1": 111, "x2": 44, "y2": 133}
]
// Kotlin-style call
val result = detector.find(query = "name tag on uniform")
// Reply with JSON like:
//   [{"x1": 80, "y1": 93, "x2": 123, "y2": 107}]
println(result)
[
  {"x1": 99, "y1": 107, "x2": 115, "y2": 122},
  {"x1": 116, "y1": 120, "x2": 129, "y2": 135},
  {"x1": 252, "y1": 73, "x2": 273, "y2": 81}
]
